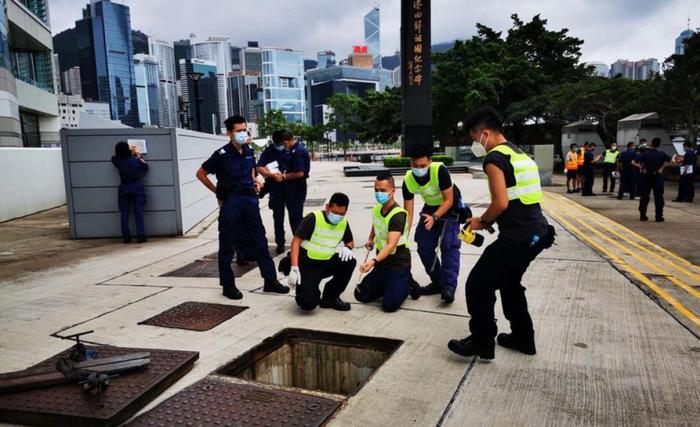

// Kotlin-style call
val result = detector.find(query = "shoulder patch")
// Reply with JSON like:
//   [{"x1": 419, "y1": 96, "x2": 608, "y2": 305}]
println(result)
[{"x1": 219, "y1": 148, "x2": 226, "y2": 154}]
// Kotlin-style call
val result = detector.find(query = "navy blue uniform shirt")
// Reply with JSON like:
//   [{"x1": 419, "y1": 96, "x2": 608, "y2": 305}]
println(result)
[
  {"x1": 111, "y1": 156, "x2": 148, "y2": 185},
  {"x1": 287, "y1": 142, "x2": 310, "y2": 178},
  {"x1": 257, "y1": 144, "x2": 289, "y2": 173},
  {"x1": 638, "y1": 148, "x2": 672, "y2": 173},
  {"x1": 202, "y1": 142, "x2": 256, "y2": 191},
  {"x1": 618, "y1": 148, "x2": 637, "y2": 170},
  {"x1": 682, "y1": 149, "x2": 697, "y2": 168}
]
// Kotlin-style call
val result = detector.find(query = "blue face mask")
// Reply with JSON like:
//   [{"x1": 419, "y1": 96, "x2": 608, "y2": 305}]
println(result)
[
  {"x1": 326, "y1": 212, "x2": 344, "y2": 225},
  {"x1": 375, "y1": 192, "x2": 391, "y2": 205},
  {"x1": 412, "y1": 167, "x2": 428, "y2": 178},
  {"x1": 234, "y1": 131, "x2": 248, "y2": 145},
  {"x1": 274, "y1": 144, "x2": 286, "y2": 152}
]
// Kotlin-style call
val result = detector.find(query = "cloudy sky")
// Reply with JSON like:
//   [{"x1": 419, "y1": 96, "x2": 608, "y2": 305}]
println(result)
[{"x1": 49, "y1": 0, "x2": 696, "y2": 65}]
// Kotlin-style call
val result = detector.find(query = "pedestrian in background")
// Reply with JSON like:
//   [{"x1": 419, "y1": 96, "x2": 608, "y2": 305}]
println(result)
[
  {"x1": 564, "y1": 143, "x2": 579, "y2": 194},
  {"x1": 277, "y1": 130, "x2": 310, "y2": 241},
  {"x1": 617, "y1": 142, "x2": 638, "y2": 200},
  {"x1": 673, "y1": 141, "x2": 697, "y2": 203},
  {"x1": 602, "y1": 143, "x2": 620, "y2": 193},
  {"x1": 111, "y1": 141, "x2": 148, "y2": 244},
  {"x1": 633, "y1": 137, "x2": 675, "y2": 222},
  {"x1": 257, "y1": 133, "x2": 291, "y2": 254},
  {"x1": 581, "y1": 142, "x2": 602, "y2": 196}
]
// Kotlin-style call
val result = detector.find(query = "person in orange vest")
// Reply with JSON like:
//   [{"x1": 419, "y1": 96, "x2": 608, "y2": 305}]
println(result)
[
  {"x1": 564, "y1": 143, "x2": 579, "y2": 194},
  {"x1": 575, "y1": 142, "x2": 588, "y2": 193}
]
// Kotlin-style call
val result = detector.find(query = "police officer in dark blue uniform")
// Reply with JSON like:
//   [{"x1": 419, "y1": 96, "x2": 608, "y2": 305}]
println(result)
[
  {"x1": 617, "y1": 142, "x2": 637, "y2": 200},
  {"x1": 276, "y1": 130, "x2": 310, "y2": 235},
  {"x1": 111, "y1": 141, "x2": 148, "y2": 244},
  {"x1": 196, "y1": 115, "x2": 289, "y2": 299},
  {"x1": 632, "y1": 137, "x2": 673, "y2": 222},
  {"x1": 673, "y1": 141, "x2": 697, "y2": 203},
  {"x1": 257, "y1": 134, "x2": 290, "y2": 254}
]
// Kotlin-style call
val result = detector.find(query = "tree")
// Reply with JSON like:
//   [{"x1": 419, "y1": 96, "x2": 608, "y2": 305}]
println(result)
[
  {"x1": 326, "y1": 93, "x2": 366, "y2": 160},
  {"x1": 289, "y1": 122, "x2": 329, "y2": 158},
  {"x1": 358, "y1": 88, "x2": 402, "y2": 145},
  {"x1": 257, "y1": 109, "x2": 288, "y2": 138}
]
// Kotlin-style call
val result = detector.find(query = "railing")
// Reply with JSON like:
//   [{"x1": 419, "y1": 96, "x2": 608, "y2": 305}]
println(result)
[{"x1": 13, "y1": 70, "x2": 54, "y2": 93}]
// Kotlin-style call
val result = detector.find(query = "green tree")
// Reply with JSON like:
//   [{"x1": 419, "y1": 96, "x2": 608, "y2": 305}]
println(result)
[
  {"x1": 257, "y1": 109, "x2": 288, "y2": 138},
  {"x1": 358, "y1": 88, "x2": 402, "y2": 145},
  {"x1": 326, "y1": 93, "x2": 367, "y2": 160}
]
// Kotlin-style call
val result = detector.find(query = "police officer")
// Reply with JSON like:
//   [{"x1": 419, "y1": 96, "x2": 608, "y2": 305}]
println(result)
[
  {"x1": 673, "y1": 141, "x2": 697, "y2": 203},
  {"x1": 355, "y1": 173, "x2": 412, "y2": 312},
  {"x1": 632, "y1": 137, "x2": 673, "y2": 222},
  {"x1": 287, "y1": 192, "x2": 356, "y2": 311},
  {"x1": 257, "y1": 133, "x2": 291, "y2": 254},
  {"x1": 581, "y1": 142, "x2": 602, "y2": 196},
  {"x1": 196, "y1": 115, "x2": 289, "y2": 300},
  {"x1": 111, "y1": 141, "x2": 148, "y2": 244},
  {"x1": 448, "y1": 107, "x2": 555, "y2": 360},
  {"x1": 602, "y1": 143, "x2": 620, "y2": 193},
  {"x1": 403, "y1": 144, "x2": 460, "y2": 303},
  {"x1": 617, "y1": 142, "x2": 637, "y2": 200},
  {"x1": 277, "y1": 130, "x2": 310, "y2": 237}
]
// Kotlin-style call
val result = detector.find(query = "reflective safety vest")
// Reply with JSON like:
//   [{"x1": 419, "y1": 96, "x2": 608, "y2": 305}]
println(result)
[
  {"x1": 403, "y1": 162, "x2": 445, "y2": 206},
  {"x1": 577, "y1": 152, "x2": 584, "y2": 167},
  {"x1": 300, "y1": 211, "x2": 347, "y2": 261},
  {"x1": 488, "y1": 144, "x2": 543, "y2": 205},
  {"x1": 372, "y1": 204, "x2": 409, "y2": 254},
  {"x1": 604, "y1": 149, "x2": 620, "y2": 164},
  {"x1": 565, "y1": 152, "x2": 578, "y2": 171}
]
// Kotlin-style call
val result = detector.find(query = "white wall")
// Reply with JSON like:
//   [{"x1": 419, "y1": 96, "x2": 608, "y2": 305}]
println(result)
[{"x1": 0, "y1": 147, "x2": 66, "y2": 222}]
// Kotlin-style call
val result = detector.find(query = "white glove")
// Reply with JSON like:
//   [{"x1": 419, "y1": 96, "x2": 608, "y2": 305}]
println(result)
[
  {"x1": 338, "y1": 246, "x2": 355, "y2": 262},
  {"x1": 288, "y1": 266, "x2": 300, "y2": 289}
]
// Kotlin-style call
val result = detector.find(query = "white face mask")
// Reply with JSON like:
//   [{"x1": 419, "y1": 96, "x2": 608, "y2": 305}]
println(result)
[{"x1": 471, "y1": 133, "x2": 488, "y2": 158}]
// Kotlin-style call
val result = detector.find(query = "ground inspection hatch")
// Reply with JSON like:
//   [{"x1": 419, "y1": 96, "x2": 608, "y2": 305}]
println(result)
[{"x1": 139, "y1": 302, "x2": 248, "y2": 331}]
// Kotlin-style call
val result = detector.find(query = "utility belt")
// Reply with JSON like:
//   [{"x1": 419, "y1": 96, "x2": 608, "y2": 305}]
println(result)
[{"x1": 216, "y1": 181, "x2": 256, "y2": 200}]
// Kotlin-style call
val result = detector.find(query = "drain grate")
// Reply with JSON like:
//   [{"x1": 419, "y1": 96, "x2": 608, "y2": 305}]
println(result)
[
  {"x1": 161, "y1": 259, "x2": 256, "y2": 278},
  {"x1": 139, "y1": 302, "x2": 248, "y2": 331},
  {"x1": 304, "y1": 198, "x2": 326, "y2": 207},
  {"x1": 0, "y1": 346, "x2": 198, "y2": 427},
  {"x1": 127, "y1": 376, "x2": 342, "y2": 427}
]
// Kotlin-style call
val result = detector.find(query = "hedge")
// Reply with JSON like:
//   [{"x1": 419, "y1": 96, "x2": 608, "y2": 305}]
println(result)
[{"x1": 383, "y1": 155, "x2": 454, "y2": 167}]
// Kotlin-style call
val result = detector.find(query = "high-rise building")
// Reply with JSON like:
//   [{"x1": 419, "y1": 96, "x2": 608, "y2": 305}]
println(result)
[
  {"x1": 191, "y1": 35, "x2": 231, "y2": 129},
  {"x1": 303, "y1": 59, "x2": 318, "y2": 71},
  {"x1": 317, "y1": 50, "x2": 336, "y2": 69},
  {"x1": 148, "y1": 37, "x2": 179, "y2": 127},
  {"x1": 0, "y1": 0, "x2": 60, "y2": 147},
  {"x1": 134, "y1": 54, "x2": 160, "y2": 127},
  {"x1": 52, "y1": 53, "x2": 61, "y2": 93},
  {"x1": 131, "y1": 29, "x2": 149, "y2": 54},
  {"x1": 173, "y1": 39, "x2": 191, "y2": 79},
  {"x1": 348, "y1": 46, "x2": 374, "y2": 69},
  {"x1": 227, "y1": 72, "x2": 262, "y2": 123},
  {"x1": 61, "y1": 66, "x2": 82, "y2": 95},
  {"x1": 240, "y1": 41, "x2": 262, "y2": 74},
  {"x1": 675, "y1": 28, "x2": 696, "y2": 55},
  {"x1": 179, "y1": 58, "x2": 220, "y2": 134},
  {"x1": 58, "y1": 94, "x2": 83, "y2": 129},
  {"x1": 261, "y1": 47, "x2": 306, "y2": 123},
  {"x1": 610, "y1": 59, "x2": 659, "y2": 80},
  {"x1": 585, "y1": 61, "x2": 610, "y2": 78},
  {"x1": 364, "y1": 6, "x2": 381, "y2": 69},
  {"x1": 610, "y1": 59, "x2": 635, "y2": 79}
]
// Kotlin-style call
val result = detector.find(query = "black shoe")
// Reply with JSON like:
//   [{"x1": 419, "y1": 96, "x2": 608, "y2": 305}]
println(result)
[
  {"x1": 655, "y1": 217, "x2": 665, "y2": 222},
  {"x1": 275, "y1": 246, "x2": 285, "y2": 255},
  {"x1": 630, "y1": 197, "x2": 635, "y2": 200},
  {"x1": 640, "y1": 215, "x2": 648, "y2": 222},
  {"x1": 122, "y1": 237, "x2": 132, "y2": 244},
  {"x1": 617, "y1": 196, "x2": 623, "y2": 200},
  {"x1": 447, "y1": 336, "x2": 495, "y2": 360},
  {"x1": 497, "y1": 333, "x2": 536, "y2": 355},
  {"x1": 672, "y1": 198, "x2": 684, "y2": 202},
  {"x1": 441, "y1": 287, "x2": 455, "y2": 304},
  {"x1": 222, "y1": 285, "x2": 243, "y2": 300},
  {"x1": 419, "y1": 282, "x2": 441, "y2": 296},
  {"x1": 137, "y1": 236, "x2": 147, "y2": 244},
  {"x1": 566, "y1": 190, "x2": 573, "y2": 194},
  {"x1": 320, "y1": 297, "x2": 351, "y2": 311},
  {"x1": 409, "y1": 278, "x2": 421, "y2": 300},
  {"x1": 263, "y1": 279, "x2": 290, "y2": 294}
]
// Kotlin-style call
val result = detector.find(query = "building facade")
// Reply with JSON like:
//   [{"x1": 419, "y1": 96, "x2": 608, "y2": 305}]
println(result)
[
  {"x1": 262, "y1": 46, "x2": 305, "y2": 123},
  {"x1": 58, "y1": 93, "x2": 83, "y2": 128},
  {"x1": 0, "y1": 0, "x2": 60, "y2": 147},
  {"x1": 610, "y1": 58, "x2": 660, "y2": 80},
  {"x1": 227, "y1": 72, "x2": 262, "y2": 123},
  {"x1": 179, "y1": 58, "x2": 220, "y2": 134},
  {"x1": 317, "y1": 50, "x2": 335, "y2": 69},
  {"x1": 240, "y1": 41, "x2": 262, "y2": 74},
  {"x1": 61, "y1": 65, "x2": 81, "y2": 95},
  {"x1": 148, "y1": 37, "x2": 178, "y2": 128},
  {"x1": 675, "y1": 29, "x2": 696, "y2": 55},
  {"x1": 134, "y1": 54, "x2": 159, "y2": 127},
  {"x1": 191, "y1": 35, "x2": 231, "y2": 128},
  {"x1": 83, "y1": 101, "x2": 110, "y2": 120},
  {"x1": 364, "y1": 7, "x2": 381, "y2": 69},
  {"x1": 585, "y1": 61, "x2": 609, "y2": 78}
]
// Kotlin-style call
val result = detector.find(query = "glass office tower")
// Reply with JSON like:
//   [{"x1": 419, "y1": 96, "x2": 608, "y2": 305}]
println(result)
[
  {"x1": 134, "y1": 54, "x2": 160, "y2": 126},
  {"x1": 261, "y1": 47, "x2": 306, "y2": 123},
  {"x1": 148, "y1": 37, "x2": 178, "y2": 127},
  {"x1": 364, "y1": 7, "x2": 380, "y2": 69}
]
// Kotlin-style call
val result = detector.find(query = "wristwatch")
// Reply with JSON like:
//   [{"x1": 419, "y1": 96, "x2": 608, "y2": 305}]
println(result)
[{"x1": 432, "y1": 214, "x2": 439, "y2": 222}]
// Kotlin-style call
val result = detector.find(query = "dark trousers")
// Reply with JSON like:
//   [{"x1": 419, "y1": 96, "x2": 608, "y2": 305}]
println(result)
[
  {"x1": 297, "y1": 254, "x2": 356, "y2": 310},
  {"x1": 118, "y1": 184, "x2": 146, "y2": 239},
  {"x1": 639, "y1": 173, "x2": 665, "y2": 219},
  {"x1": 466, "y1": 237, "x2": 546, "y2": 344},
  {"x1": 218, "y1": 195, "x2": 276, "y2": 287},
  {"x1": 617, "y1": 170, "x2": 637, "y2": 200},
  {"x1": 268, "y1": 184, "x2": 290, "y2": 248},
  {"x1": 602, "y1": 164, "x2": 616, "y2": 192},
  {"x1": 415, "y1": 210, "x2": 461, "y2": 290},
  {"x1": 582, "y1": 169, "x2": 595, "y2": 195},
  {"x1": 355, "y1": 265, "x2": 410, "y2": 312},
  {"x1": 677, "y1": 174, "x2": 695, "y2": 202},
  {"x1": 284, "y1": 182, "x2": 306, "y2": 238}
]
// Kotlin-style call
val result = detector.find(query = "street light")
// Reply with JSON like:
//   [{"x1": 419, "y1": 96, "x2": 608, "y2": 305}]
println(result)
[{"x1": 187, "y1": 71, "x2": 204, "y2": 132}]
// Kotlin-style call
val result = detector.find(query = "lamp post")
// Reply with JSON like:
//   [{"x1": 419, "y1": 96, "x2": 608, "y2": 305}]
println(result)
[{"x1": 187, "y1": 71, "x2": 204, "y2": 132}]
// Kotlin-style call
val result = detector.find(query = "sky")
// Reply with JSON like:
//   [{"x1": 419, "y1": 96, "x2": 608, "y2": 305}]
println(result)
[{"x1": 48, "y1": 0, "x2": 697, "y2": 66}]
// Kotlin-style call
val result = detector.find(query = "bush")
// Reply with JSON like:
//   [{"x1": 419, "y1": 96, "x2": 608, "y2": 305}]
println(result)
[
  {"x1": 431, "y1": 155, "x2": 454, "y2": 166},
  {"x1": 383, "y1": 155, "x2": 454, "y2": 167}
]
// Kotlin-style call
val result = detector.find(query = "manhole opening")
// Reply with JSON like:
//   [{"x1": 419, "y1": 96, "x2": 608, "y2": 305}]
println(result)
[{"x1": 217, "y1": 328, "x2": 402, "y2": 397}]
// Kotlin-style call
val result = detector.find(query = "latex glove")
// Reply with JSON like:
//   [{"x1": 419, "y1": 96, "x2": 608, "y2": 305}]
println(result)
[
  {"x1": 338, "y1": 246, "x2": 355, "y2": 262},
  {"x1": 288, "y1": 266, "x2": 300, "y2": 289}
]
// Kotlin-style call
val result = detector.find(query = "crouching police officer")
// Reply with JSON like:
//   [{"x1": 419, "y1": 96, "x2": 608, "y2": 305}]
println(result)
[
  {"x1": 196, "y1": 115, "x2": 289, "y2": 300},
  {"x1": 287, "y1": 193, "x2": 356, "y2": 311},
  {"x1": 355, "y1": 173, "x2": 412, "y2": 312},
  {"x1": 448, "y1": 107, "x2": 555, "y2": 360}
]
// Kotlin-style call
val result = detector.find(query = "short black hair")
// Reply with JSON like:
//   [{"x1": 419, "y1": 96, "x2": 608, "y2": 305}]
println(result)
[
  {"x1": 115, "y1": 141, "x2": 131, "y2": 159},
  {"x1": 408, "y1": 143, "x2": 432, "y2": 160},
  {"x1": 639, "y1": 138, "x2": 647, "y2": 143},
  {"x1": 627, "y1": 142, "x2": 635, "y2": 148},
  {"x1": 224, "y1": 115, "x2": 246, "y2": 132},
  {"x1": 651, "y1": 137, "x2": 661, "y2": 147},
  {"x1": 569, "y1": 143, "x2": 577, "y2": 149},
  {"x1": 328, "y1": 192, "x2": 349, "y2": 208},
  {"x1": 272, "y1": 129, "x2": 294, "y2": 145},
  {"x1": 583, "y1": 142, "x2": 590, "y2": 147},
  {"x1": 683, "y1": 141, "x2": 692, "y2": 148},
  {"x1": 589, "y1": 142, "x2": 597, "y2": 147},
  {"x1": 462, "y1": 106, "x2": 503, "y2": 133},
  {"x1": 376, "y1": 172, "x2": 395, "y2": 188}
]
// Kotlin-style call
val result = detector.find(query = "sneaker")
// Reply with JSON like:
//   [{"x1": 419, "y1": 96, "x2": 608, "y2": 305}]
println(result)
[
  {"x1": 137, "y1": 236, "x2": 148, "y2": 244},
  {"x1": 441, "y1": 287, "x2": 455, "y2": 304},
  {"x1": 409, "y1": 278, "x2": 421, "y2": 300},
  {"x1": 419, "y1": 282, "x2": 441, "y2": 296},
  {"x1": 655, "y1": 217, "x2": 665, "y2": 223},
  {"x1": 447, "y1": 336, "x2": 495, "y2": 360},
  {"x1": 263, "y1": 279, "x2": 290, "y2": 294},
  {"x1": 320, "y1": 297, "x2": 351, "y2": 311},
  {"x1": 222, "y1": 285, "x2": 243, "y2": 300},
  {"x1": 497, "y1": 333, "x2": 536, "y2": 355},
  {"x1": 275, "y1": 245, "x2": 285, "y2": 255}
]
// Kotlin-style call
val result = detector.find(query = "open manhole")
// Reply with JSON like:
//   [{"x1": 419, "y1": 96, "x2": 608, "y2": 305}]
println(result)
[
  {"x1": 216, "y1": 328, "x2": 402, "y2": 397},
  {"x1": 304, "y1": 198, "x2": 327, "y2": 207},
  {"x1": 139, "y1": 302, "x2": 248, "y2": 331}
]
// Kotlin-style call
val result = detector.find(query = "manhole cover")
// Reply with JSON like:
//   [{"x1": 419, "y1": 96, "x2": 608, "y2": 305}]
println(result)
[
  {"x1": 127, "y1": 376, "x2": 341, "y2": 427},
  {"x1": 139, "y1": 302, "x2": 248, "y2": 331},
  {"x1": 0, "y1": 346, "x2": 198, "y2": 427},
  {"x1": 161, "y1": 259, "x2": 256, "y2": 278},
  {"x1": 304, "y1": 198, "x2": 326, "y2": 207}
]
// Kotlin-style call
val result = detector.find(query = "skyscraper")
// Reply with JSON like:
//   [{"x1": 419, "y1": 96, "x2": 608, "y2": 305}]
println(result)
[
  {"x1": 364, "y1": 6, "x2": 381, "y2": 69},
  {"x1": 227, "y1": 72, "x2": 262, "y2": 123},
  {"x1": 173, "y1": 39, "x2": 191, "y2": 79},
  {"x1": 261, "y1": 47, "x2": 306, "y2": 123},
  {"x1": 240, "y1": 41, "x2": 262, "y2": 74},
  {"x1": 179, "y1": 58, "x2": 220, "y2": 134},
  {"x1": 675, "y1": 28, "x2": 696, "y2": 55},
  {"x1": 610, "y1": 58, "x2": 660, "y2": 80},
  {"x1": 148, "y1": 37, "x2": 179, "y2": 127},
  {"x1": 61, "y1": 66, "x2": 82, "y2": 95},
  {"x1": 134, "y1": 54, "x2": 160, "y2": 126},
  {"x1": 191, "y1": 35, "x2": 231, "y2": 129},
  {"x1": 585, "y1": 61, "x2": 609, "y2": 78}
]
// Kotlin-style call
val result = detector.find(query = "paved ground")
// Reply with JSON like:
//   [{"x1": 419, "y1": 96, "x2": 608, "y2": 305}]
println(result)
[{"x1": 0, "y1": 162, "x2": 698, "y2": 426}]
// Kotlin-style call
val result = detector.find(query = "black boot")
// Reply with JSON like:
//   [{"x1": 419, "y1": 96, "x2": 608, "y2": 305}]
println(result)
[
  {"x1": 137, "y1": 236, "x2": 148, "y2": 244},
  {"x1": 441, "y1": 287, "x2": 455, "y2": 304},
  {"x1": 497, "y1": 332, "x2": 536, "y2": 355},
  {"x1": 320, "y1": 297, "x2": 351, "y2": 311},
  {"x1": 122, "y1": 236, "x2": 132, "y2": 244},
  {"x1": 447, "y1": 336, "x2": 495, "y2": 360},
  {"x1": 419, "y1": 282, "x2": 441, "y2": 296},
  {"x1": 263, "y1": 279, "x2": 290, "y2": 294},
  {"x1": 409, "y1": 278, "x2": 421, "y2": 300},
  {"x1": 222, "y1": 285, "x2": 243, "y2": 300}
]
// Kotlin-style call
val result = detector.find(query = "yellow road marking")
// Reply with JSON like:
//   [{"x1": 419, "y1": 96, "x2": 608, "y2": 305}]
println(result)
[
  {"x1": 541, "y1": 197, "x2": 700, "y2": 327},
  {"x1": 543, "y1": 194, "x2": 700, "y2": 301}
]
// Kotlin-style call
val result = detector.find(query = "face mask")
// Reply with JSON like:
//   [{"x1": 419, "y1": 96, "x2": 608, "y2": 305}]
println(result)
[
  {"x1": 471, "y1": 134, "x2": 487, "y2": 158},
  {"x1": 234, "y1": 131, "x2": 248, "y2": 145},
  {"x1": 274, "y1": 144, "x2": 285, "y2": 152},
  {"x1": 326, "y1": 212, "x2": 344, "y2": 225},
  {"x1": 375, "y1": 192, "x2": 391, "y2": 205},
  {"x1": 412, "y1": 167, "x2": 428, "y2": 178},
  {"x1": 611, "y1": 145, "x2": 617, "y2": 151}
]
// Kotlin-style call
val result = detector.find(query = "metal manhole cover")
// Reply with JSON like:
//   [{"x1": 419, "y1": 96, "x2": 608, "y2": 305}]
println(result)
[
  {"x1": 0, "y1": 346, "x2": 198, "y2": 427},
  {"x1": 161, "y1": 259, "x2": 256, "y2": 278},
  {"x1": 304, "y1": 198, "x2": 326, "y2": 207},
  {"x1": 127, "y1": 376, "x2": 341, "y2": 427},
  {"x1": 139, "y1": 302, "x2": 248, "y2": 331}
]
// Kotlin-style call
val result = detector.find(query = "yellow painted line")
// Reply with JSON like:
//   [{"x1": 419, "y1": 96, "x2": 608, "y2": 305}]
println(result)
[
  {"x1": 541, "y1": 200, "x2": 700, "y2": 327},
  {"x1": 543, "y1": 194, "x2": 700, "y2": 301},
  {"x1": 550, "y1": 192, "x2": 700, "y2": 274}
]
